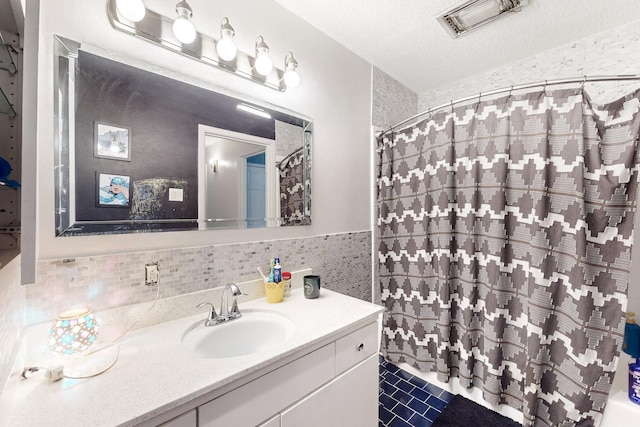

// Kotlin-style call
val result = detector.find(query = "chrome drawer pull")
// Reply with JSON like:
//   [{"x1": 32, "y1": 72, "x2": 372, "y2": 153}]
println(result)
[{"x1": 357, "y1": 343, "x2": 364, "y2": 352}]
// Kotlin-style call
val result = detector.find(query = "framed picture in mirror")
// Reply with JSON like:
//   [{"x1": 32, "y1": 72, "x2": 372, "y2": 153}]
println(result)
[
  {"x1": 97, "y1": 172, "x2": 131, "y2": 208},
  {"x1": 94, "y1": 122, "x2": 131, "y2": 161}
]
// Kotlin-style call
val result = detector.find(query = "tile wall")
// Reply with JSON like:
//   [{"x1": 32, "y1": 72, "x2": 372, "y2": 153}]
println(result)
[
  {"x1": 26, "y1": 231, "x2": 372, "y2": 325},
  {"x1": 418, "y1": 20, "x2": 640, "y2": 110},
  {"x1": 372, "y1": 66, "x2": 419, "y2": 307},
  {"x1": 372, "y1": 66, "x2": 418, "y2": 131}
]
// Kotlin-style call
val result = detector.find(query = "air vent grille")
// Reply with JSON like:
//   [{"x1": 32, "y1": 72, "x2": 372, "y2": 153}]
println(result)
[{"x1": 436, "y1": 0, "x2": 527, "y2": 38}]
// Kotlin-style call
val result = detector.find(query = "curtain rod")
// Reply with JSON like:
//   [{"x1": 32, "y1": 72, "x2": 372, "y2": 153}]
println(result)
[
  {"x1": 277, "y1": 145, "x2": 304, "y2": 168},
  {"x1": 378, "y1": 74, "x2": 640, "y2": 138}
]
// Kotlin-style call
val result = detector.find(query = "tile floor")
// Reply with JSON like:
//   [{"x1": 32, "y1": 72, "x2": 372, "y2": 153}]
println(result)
[{"x1": 379, "y1": 356, "x2": 455, "y2": 427}]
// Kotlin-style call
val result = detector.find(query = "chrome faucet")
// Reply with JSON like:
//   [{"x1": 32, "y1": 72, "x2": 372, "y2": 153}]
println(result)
[
  {"x1": 220, "y1": 282, "x2": 243, "y2": 320},
  {"x1": 197, "y1": 283, "x2": 245, "y2": 326},
  {"x1": 196, "y1": 302, "x2": 219, "y2": 327}
]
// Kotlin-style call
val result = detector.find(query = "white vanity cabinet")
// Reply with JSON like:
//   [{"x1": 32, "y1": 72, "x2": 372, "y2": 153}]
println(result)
[
  {"x1": 280, "y1": 353, "x2": 378, "y2": 426},
  {"x1": 197, "y1": 321, "x2": 379, "y2": 427}
]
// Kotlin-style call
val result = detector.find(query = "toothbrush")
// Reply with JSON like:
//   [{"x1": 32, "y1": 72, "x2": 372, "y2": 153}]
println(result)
[{"x1": 257, "y1": 267, "x2": 269, "y2": 283}]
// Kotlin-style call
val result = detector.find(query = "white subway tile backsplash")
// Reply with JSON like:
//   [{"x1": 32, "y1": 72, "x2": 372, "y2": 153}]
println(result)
[{"x1": 27, "y1": 231, "x2": 372, "y2": 325}]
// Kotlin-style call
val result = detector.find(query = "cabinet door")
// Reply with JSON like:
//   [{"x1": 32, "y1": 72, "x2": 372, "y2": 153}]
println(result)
[
  {"x1": 158, "y1": 409, "x2": 197, "y2": 427},
  {"x1": 281, "y1": 353, "x2": 378, "y2": 427},
  {"x1": 199, "y1": 344, "x2": 334, "y2": 426}
]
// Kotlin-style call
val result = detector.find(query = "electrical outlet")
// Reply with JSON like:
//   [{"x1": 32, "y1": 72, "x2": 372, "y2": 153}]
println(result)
[{"x1": 145, "y1": 262, "x2": 159, "y2": 286}]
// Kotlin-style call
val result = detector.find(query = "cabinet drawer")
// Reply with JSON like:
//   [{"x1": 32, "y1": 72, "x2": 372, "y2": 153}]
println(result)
[{"x1": 335, "y1": 322, "x2": 378, "y2": 375}]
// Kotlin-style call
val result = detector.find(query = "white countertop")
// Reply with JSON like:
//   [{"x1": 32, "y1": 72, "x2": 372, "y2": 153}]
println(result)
[{"x1": 0, "y1": 289, "x2": 383, "y2": 427}]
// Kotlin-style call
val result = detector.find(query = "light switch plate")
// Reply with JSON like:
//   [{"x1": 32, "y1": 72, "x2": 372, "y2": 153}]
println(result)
[{"x1": 168, "y1": 188, "x2": 183, "y2": 202}]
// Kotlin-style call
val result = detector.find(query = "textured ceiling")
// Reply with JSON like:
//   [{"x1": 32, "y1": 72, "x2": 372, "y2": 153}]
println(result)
[{"x1": 273, "y1": 0, "x2": 640, "y2": 94}]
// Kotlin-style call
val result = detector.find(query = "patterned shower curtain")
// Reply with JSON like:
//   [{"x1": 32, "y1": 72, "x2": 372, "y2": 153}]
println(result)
[
  {"x1": 278, "y1": 145, "x2": 311, "y2": 226},
  {"x1": 377, "y1": 87, "x2": 640, "y2": 426}
]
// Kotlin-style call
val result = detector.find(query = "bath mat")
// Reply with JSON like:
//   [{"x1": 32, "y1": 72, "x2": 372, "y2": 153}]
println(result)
[{"x1": 431, "y1": 395, "x2": 522, "y2": 427}]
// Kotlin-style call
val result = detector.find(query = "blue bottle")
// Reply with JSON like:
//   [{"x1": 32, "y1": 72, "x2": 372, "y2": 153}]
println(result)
[
  {"x1": 623, "y1": 312, "x2": 640, "y2": 358},
  {"x1": 630, "y1": 358, "x2": 640, "y2": 405},
  {"x1": 273, "y1": 257, "x2": 282, "y2": 283}
]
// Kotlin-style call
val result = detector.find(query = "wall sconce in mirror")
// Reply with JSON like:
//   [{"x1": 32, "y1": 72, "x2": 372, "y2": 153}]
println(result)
[
  {"x1": 237, "y1": 103, "x2": 272, "y2": 119},
  {"x1": 108, "y1": 0, "x2": 300, "y2": 91}
]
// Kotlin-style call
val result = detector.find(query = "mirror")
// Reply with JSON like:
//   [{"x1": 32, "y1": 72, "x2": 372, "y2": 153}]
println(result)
[{"x1": 53, "y1": 36, "x2": 312, "y2": 236}]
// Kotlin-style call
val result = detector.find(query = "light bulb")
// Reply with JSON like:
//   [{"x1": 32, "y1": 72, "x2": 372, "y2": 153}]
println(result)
[
  {"x1": 255, "y1": 55, "x2": 273, "y2": 76},
  {"x1": 284, "y1": 69, "x2": 300, "y2": 88},
  {"x1": 217, "y1": 38, "x2": 236, "y2": 61},
  {"x1": 116, "y1": 0, "x2": 146, "y2": 22},
  {"x1": 216, "y1": 18, "x2": 236, "y2": 61},
  {"x1": 283, "y1": 52, "x2": 300, "y2": 88},
  {"x1": 173, "y1": 18, "x2": 196, "y2": 44},
  {"x1": 254, "y1": 37, "x2": 272, "y2": 76},
  {"x1": 173, "y1": 1, "x2": 196, "y2": 44}
]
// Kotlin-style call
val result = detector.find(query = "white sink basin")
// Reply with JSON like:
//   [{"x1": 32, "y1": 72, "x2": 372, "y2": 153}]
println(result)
[{"x1": 182, "y1": 310, "x2": 295, "y2": 358}]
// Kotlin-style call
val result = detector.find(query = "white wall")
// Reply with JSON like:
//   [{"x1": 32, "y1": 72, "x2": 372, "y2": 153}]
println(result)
[
  {"x1": 0, "y1": 255, "x2": 23, "y2": 393},
  {"x1": 25, "y1": 0, "x2": 372, "y2": 269}
]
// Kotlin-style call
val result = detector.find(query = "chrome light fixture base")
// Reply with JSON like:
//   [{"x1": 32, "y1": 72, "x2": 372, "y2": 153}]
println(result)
[
  {"x1": 107, "y1": 0, "x2": 288, "y2": 91},
  {"x1": 437, "y1": 0, "x2": 528, "y2": 38}
]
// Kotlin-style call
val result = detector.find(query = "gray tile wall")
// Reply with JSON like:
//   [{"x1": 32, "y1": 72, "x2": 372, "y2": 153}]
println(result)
[
  {"x1": 371, "y1": 68, "x2": 418, "y2": 305},
  {"x1": 26, "y1": 231, "x2": 372, "y2": 325},
  {"x1": 372, "y1": 66, "x2": 418, "y2": 130},
  {"x1": 418, "y1": 20, "x2": 640, "y2": 111}
]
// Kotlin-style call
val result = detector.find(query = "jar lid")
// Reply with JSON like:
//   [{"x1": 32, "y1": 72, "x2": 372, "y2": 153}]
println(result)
[{"x1": 282, "y1": 272, "x2": 291, "y2": 279}]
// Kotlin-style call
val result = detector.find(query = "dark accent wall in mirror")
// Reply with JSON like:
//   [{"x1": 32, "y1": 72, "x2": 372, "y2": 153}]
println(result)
[{"x1": 54, "y1": 36, "x2": 312, "y2": 236}]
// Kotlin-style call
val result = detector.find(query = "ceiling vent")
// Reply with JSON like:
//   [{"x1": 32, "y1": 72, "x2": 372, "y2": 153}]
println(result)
[{"x1": 437, "y1": 0, "x2": 527, "y2": 38}]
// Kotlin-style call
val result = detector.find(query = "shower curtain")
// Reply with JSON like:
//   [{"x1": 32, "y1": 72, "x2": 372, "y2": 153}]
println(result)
[
  {"x1": 278, "y1": 145, "x2": 311, "y2": 225},
  {"x1": 377, "y1": 87, "x2": 640, "y2": 426}
]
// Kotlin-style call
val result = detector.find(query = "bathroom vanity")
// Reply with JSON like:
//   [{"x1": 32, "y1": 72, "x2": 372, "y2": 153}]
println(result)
[{"x1": 0, "y1": 288, "x2": 383, "y2": 426}]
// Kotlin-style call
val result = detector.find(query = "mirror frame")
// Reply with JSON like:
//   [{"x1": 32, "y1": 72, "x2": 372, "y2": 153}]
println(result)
[{"x1": 53, "y1": 35, "x2": 312, "y2": 236}]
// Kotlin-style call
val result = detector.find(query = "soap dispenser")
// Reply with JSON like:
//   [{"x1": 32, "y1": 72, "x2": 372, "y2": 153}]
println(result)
[
  {"x1": 623, "y1": 312, "x2": 640, "y2": 358},
  {"x1": 630, "y1": 358, "x2": 640, "y2": 405},
  {"x1": 624, "y1": 312, "x2": 640, "y2": 405}
]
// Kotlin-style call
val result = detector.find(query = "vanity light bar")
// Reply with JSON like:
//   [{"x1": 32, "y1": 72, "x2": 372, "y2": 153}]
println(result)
[{"x1": 107, "y1": 0, "x2": 292, "y2": 91}]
